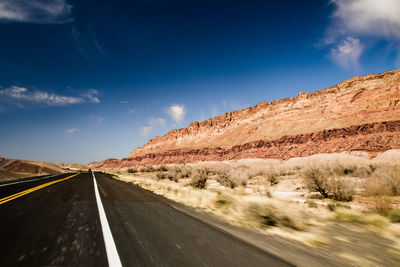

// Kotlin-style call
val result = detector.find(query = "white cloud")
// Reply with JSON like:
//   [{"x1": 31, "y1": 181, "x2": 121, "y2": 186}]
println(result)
[
  {"x1": 82, "y1": 89, "x2": 100, "y2": 103},
  {"x1": 0, "y1": 0, "x2": 73, "y2": 24},
  {"x1": 330, "y1": 37, "x2": 363, "y2": 69},
  {"x1": 325, "y1": 0, "x2": 400, "y2": 69},
  {"x1": 331, "y1": 0, "x2": 400, "y2": 40},
  {"x1": 66, "y1": 128, "x2": 80, "y2": 134},
  {"x1": 121, "y1": 100, "x2": 128, "y2": 104},
  {"x1": 167, "y1": 104, "x2": 186, "y2": 123},
  {"x1": 0, "y1": 86, "x2": 84, "y2": 105},
  {"x1": 140, "y1": 126, "x2": 152, "y2": 137}
]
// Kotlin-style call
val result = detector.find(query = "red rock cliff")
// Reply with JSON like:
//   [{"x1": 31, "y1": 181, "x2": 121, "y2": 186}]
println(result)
[{"x1": 88, "y1": 69, "x2": 400, "y2": 169}]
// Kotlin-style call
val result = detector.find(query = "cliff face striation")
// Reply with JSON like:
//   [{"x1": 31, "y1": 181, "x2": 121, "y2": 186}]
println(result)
[{"x1": 88, "y1": 69, "x2": 400, "y2": 169}]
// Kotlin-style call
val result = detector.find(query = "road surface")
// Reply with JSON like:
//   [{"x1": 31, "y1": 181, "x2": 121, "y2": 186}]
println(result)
[{"x1": 0, "y1": 172, "x2": 293, "y2": 266}]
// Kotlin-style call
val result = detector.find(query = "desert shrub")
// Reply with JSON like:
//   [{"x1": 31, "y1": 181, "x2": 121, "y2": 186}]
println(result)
[
  {"x1": 156, "y1": 172, "x2": 166, "y2": 179},
  {"x1": 307, "y1": 200, "x2": 318, "y2": 208},
  {"x1": 388, "y1": 210, "x2": 400, "y2": 223},
  {"x1": 163, "y1": 166, "x2": 192, "y2": 181},
  {"x1": 329, "y1": 177, "x2": 354, "y2": 201},
  {"x1": 328, "y1": 163, "x2": 355, "y2": 176},
  {"x1": 216, "y1": 170, "x2": 235, "y2": 188},
  {"x1": 245, "y1": 202, "x2": 305, "y2": 230},
  {"x1": 352, "y1": 165, "x2": 376, "y2": 177},
  {"x1": 127, "y1": 168, "x2": 137, "y2": 173},
  {"x1": 364, "y1": 165, "x2": 400, "y2": 196},
  {"x1": 167, "y1": 172, "x2": 179, "y2": 182},
  {"x1": 216, "y1": 169, "x2": 248, "y2": 188},
  {"x1": 302, "y1": 167, "x2": 354, "y2": 201},
  {"x1": 142, "y1": 166, "x2": 156, "y2": 172},
  {"x1": 367, "y1": 196, "x2": 392, "y2": 215},
  {"x1": 157, "y1": 165, "x2": 169, "y2": 172},
  {"x1": 303, "y1": 167, "x2": 330, "y2": 198},
  {"x1": 327, "y1": 203, "x2": 351, "y2": 212},
  {"x1": 266, "y1": 171, "x2": 279, "y2": 186},
  {"x1": 190, "y1": 168, "x2": 210, "y2": 189},
  {"x1": 156, "y1": 169, "x2": 183, "y2": 182},
  {"x1": 247, "y1": 168, "x2": 266, "y2": 179},
  {"x1": 178, "y1": 167, "x2": 192, "y2": 179}
]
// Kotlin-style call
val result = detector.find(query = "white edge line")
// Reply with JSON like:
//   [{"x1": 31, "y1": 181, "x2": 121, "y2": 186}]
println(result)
[
  {"x1": 0, "y1": 173, "x2": 61, "y2": 187},
  {"x1": 92, "y1": 171, "x2": 122, "y2": 267}
]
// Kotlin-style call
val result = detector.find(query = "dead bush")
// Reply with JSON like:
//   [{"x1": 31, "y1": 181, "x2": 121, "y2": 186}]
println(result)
[
  {"x1": 351, "y1": 164, "x2": 376, "y2": 177},
  {"x1": 190, "y1": 168, "x2": 210, "y2": 189},
  {"x1": 177, "y1": 167, "x2": 192, "y2": 179},
  {"x1": 302, "y1": 167, "x2": 354, "y2": 201},
  {"x1": 364, "y1": 165, "x2": 400, "y2": 196},
  {"x1": 266, "y1": 171, "x2": 279, "y2": 186},
  {"x1": 216, "y1": 171, "x2": 235, "y2": 188},
  {"x1": 247, "y1": 169, "x2": 266, "y2": 179},
  {"x1": 245, "y1": 202, "x2": 305, "y2": 230},
  {"x1": 140, "y1": 166, "x2": 156, "y2": 172},
  {"x1": 330, "y1": 177, "x2": 354, "y2": 201},
  {"x1": 366, "y1": 196, "x2": 393, "y2": 215},
  {"x1": 216, "y1": 169, "x2": 248, "y2": 188},
  {"x1": 156, "y1": 172, "x2": 166, "y2": 179},
  {"x1": 303, "y1": 167, "x2": 330, "y2": 198},
  {"x1": 157, "y1": 165, "x2": 169, "y2": 172},
  {"x1": 127, "y1": 168, "x2": 137, "y2": 173},
  {"x1": 388, "y1": 210, "x2": 400, "y2": 223}
]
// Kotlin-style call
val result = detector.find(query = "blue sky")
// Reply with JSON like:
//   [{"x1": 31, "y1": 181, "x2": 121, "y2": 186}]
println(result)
[{"x1": 0, "y1": 0, "x2": 399, "y2": 164}]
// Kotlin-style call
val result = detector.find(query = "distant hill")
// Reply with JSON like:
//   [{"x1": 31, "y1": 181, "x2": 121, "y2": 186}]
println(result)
[
  {"x1": 0, "y1": 157, "x2": 63, "y2": 183},
  {"x1": 58, "y1": 163, "x2": 88, "y2": 170}
]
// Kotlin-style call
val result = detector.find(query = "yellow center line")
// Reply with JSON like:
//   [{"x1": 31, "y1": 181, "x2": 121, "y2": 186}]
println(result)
[{"x1": 0, "y1": 173, "x2": 80, "y2": 205}]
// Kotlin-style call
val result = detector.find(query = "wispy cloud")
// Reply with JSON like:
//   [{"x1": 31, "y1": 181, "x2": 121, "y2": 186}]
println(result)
[
  {"x1": 0, "y1": 86, "x2": 101, "y2": 107},
  {"x1": 0, "y1": 86, "x2": 84, "y2": 105},
  {"x1": 0, "y1": 0, "x2": 73, "y2": 24},
  {"x1": 329, "y1": 37, "x2": 363, "y2": 70},
  {"x1": 330, "y1": 0, "x2": 400, "y2": 40},
  {"x1": 65, "y1": 128, "x2": 80, "y2": 135},
  {"x1": 166, "y1": 104, "x2": 186, "y2": 123},
  {"x1": 82, "y1": 89, "x2": 100, "y2": 103},
  {"x1": 121, "y1": 100, "x2": 128, "y2": 104},
  {"x1": 324, "y1": 0, "x2": 400, "y2": 69}
]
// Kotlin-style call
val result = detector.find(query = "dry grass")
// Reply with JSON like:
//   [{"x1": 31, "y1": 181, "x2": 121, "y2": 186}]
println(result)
[
  {"x1": 334, "y1": 207, "x2": 390, "y2": 228},
  {"x1": 116, "y1": 173, "x2": 309, "y2": 232},
  {"x1": 113, "y1": 162, "x2": 400, "y2": 255},
  {"x1": 121, "y1": 151, "x2": 400, "y2": 226}
]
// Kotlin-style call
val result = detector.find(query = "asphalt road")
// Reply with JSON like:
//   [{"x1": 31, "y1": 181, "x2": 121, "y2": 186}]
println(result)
[{"x1": 0, "y1": 172, "x2": 293, "y2": 266}]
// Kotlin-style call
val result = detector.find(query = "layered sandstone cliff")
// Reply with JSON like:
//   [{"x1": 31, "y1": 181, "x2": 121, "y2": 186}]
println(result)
[{"x1": 89, "y1": 69, "x2": 400, "y2": 169}]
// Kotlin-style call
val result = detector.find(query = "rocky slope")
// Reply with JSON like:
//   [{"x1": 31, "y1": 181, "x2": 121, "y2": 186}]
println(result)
[{"x1": 89, "y1": 69, "x2": 400, "y2": 169}]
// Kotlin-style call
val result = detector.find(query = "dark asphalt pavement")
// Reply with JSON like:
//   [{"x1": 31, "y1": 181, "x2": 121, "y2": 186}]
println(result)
[{"x1": 0, "y1": 172, "x2": 293, "y2": 266}]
